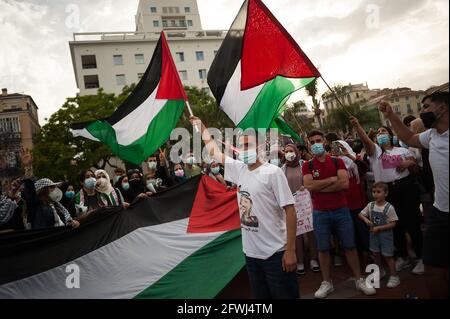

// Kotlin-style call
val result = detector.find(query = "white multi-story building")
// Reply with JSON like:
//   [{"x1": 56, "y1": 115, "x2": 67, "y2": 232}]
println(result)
[{"x1": 69, "y1": 0, "x2": 226, "y2": 96}]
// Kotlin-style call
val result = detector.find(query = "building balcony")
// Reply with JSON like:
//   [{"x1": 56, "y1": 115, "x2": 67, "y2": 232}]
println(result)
[{"x1": 71, "y1": 30, "x2": 227, "y2": 43}]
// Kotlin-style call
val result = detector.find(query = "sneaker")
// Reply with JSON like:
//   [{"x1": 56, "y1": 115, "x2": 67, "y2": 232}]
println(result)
[
  {"x1": 355, "y1": 278, "x2": 377, "y2": 296},
  {"x1": 310, "y1": 259, "x2": 321, "y2": 272},
  {"x1": 296, "y1": 263, "x2": 305, "y2": 275},
  {"x1": 314, "y1": 281, "x2": 334, "y2": 299},
  {"x1": 387, "y1": 276, "x2": 400, "y2": 288},
  {"x1": 411, "y1": 259, "x2": 424, "y2": 275},
  {"x1": 395, "y1": 257, "x2": 412, "y2": 272},
  {"x1": 334, "y1": 255, "x2": 343, "y2": 267}
]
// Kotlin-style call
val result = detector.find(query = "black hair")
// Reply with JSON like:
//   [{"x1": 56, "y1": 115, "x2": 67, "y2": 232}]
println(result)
[
  {"x1": 307, "y1": 130, "x2": 325, "y2": 139},
  {"x1": 78, "y1": 169, "x2": 94, "y2": 183},
  {"x1": 422, "y1": 91, "x2": 449, "y2": 107},
  {"x1": 325, "y1": 132, "x2": 339, "y2": 143},
  {"x1": 403, "y1": 115, "x2": 416, "y2": 127}
]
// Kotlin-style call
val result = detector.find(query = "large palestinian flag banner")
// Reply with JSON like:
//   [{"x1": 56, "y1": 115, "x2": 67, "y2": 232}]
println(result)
[
  {"x1": 0, "y1": 176, "x2": 244, "y2": 299},
  {"x1": 71, "y1": 31, "x2": 187, "y2": 165},
  {"x1": 208, "y1": 0, "x2": 320, "y2": 131}
]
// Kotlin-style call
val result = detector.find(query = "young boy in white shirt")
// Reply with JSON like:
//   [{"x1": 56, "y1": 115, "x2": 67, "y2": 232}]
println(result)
[{"x1": 359, "y1": 182, "x2": 400, "y2": 288}]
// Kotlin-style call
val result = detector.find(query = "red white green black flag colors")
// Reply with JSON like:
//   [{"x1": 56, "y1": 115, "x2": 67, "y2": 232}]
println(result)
[
  {"x1": 0, "y1": 176, "x2": 244, "y2": 299},
  {"x1": 71, "y1": 32, "x2": 187, "y2": 165},
  {"x1": 208, "y1": 0, "x2": 320, "y2": 131}
]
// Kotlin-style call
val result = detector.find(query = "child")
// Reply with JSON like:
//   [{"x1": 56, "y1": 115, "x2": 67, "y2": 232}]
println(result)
[{"x1": 359, "y1": 182, "x2": 400, "y2": 288}]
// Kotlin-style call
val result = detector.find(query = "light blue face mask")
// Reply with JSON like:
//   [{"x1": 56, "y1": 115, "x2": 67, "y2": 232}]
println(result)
[
  {"x1": 84, "y1": 177, "x2": 96, "y2": 189},
  {"x1": 311, "y1": 143, "x2": 325, "y2": 156},
  {"x1": 377, "y1": 134, "x2": 390, "y2": 146},
  {"x1": 211, "y1": 166, "x2": 220, "y2": 175},
  {"x1": 122, "y1": 183, "x2": 130, "y2": 191},
  {"x1": 238, "y1": 150, "x2": 258, "y2": 165}
]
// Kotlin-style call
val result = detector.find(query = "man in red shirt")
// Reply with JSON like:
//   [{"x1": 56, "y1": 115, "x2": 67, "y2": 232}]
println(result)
[{"x1": 302, "y1": 130, "x2": 376, "y2": 299}]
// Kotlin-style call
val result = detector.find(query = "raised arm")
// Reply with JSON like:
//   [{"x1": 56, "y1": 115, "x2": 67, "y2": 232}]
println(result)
[
  {"x1": 189, "y1": 116, "x2": 225, "y2": 165},
  {"x1": 378, "y1": 101, "x2": 422, "y2": 148},
  {"x1": 350, "y1": 116, "x2": 376, "y2": 157}
]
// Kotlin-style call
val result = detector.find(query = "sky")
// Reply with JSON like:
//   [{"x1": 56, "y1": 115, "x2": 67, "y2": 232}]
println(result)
[{"x1": 0, "y1": 0, "x2": 448, "y2": 124}]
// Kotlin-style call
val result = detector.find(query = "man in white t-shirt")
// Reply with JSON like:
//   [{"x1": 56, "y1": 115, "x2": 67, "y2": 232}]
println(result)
[
  {"x1": 379, "y1": 91, "x2": 449, "y2": 299},
  {"x1": 190, "y1": 116, "x2": 299, "y2": 299}
]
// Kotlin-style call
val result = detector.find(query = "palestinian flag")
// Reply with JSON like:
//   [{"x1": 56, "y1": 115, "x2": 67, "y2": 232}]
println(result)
[
  {"x1": 71, "y1": 31, "x2": 187, "y2": 165},
  {"x1": 208, "y1": 0, "x2": 320, "y2": 131},
  {"x1": 0, "y1": 176, "x2": 244, "y2": 299}
]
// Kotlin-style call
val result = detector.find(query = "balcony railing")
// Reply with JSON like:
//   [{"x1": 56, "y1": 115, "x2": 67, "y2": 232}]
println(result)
[{"x1": 72, "y1": 30, "x2": 227, "y2": 42}]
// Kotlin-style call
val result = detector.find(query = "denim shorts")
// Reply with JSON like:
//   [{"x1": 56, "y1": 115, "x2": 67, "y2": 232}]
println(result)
[
  {"x1": 370, "y1": 230, "x2": 394, "y2": 257},
  {"x1": 312, "y1": 207, "x2": 356, "y2": 252}
]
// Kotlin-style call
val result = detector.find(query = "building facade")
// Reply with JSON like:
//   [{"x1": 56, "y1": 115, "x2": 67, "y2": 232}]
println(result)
[
  {"x1": 0, "y1": 88, "x2": 40, "y2": 181},
  {"x1": 69, "y1": 0, "x2": 226, "y2": 96}
]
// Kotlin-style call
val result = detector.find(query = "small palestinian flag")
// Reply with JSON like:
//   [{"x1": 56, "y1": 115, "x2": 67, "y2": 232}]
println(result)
[
  {"x1": 208, "y1": 0, "x2": 320, "y2": 131},
  {"x1": 71, "y1": 31, "x2": 187, "y2": 165},
  {"x1": 0, "y1": 176, "x2": 244, "y2": 299}
]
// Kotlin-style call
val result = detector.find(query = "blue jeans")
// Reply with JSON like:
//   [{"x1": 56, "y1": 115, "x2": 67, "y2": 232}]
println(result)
[
  {"x1": 245, "y1": 251, "x2": 299, "y2": 299},
  {"x1": 370, "y1": 230, "x2": 394, "y2": 256},
  {"x1": 313, "y1": 207, "x2": 356, "y2": 252}
]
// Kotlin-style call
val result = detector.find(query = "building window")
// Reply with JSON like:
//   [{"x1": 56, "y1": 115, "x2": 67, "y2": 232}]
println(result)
[
  {"x1": 170, "y1": 20, "x2": 176, "y2": 27},
  {"x1": 153, "y1": 20, "x2": 159, "y2": 27},
  {"x1": 0, "y1": 117, "x2": 20, "y2": 133},
  {"x1": 138, "y1": 73, "x2": 144, "y2": 80},
  {"x1": 135, "y1": 54, "x2": 145, "y2": 64},
  {"x1": 405, "y1": 96, "x2": 409, "y2": 101},
  {"x1": 84, "y1": 75, "x2": 99, "y2": 89},
  {"x1": 417, "y1": 103, "x2": 422, "y2": 112},
  {"x1": 150, "y1": 7, "x2": 157, "y2": 13},
  {"x1": 176, "y1": 52, "x2": 185, "y2": 62},
  {"x1": 395, "y1": 98, "x2": 399, "y2": 102},
  {"x1": 113, "y1": 55, "x2": 123, "y2": 65},
  {"x1": 81, "y1": 55, "x2": 97, "y2": 69},
  {"x1": 407, "y1": 104, "x2": 413, "y2": 113},
  {"x1": 162, "y1": 20, "x2": 168, "y2": 27},
  {"x1": 179, "y1": 71, "x2": 188, "y2": 81},
  {"x1": 196, "y1": 51, "x2": 204, "y2": 61},
  {"x1": 198, "y1": 69, "x2": 207, "y2": 80},
  {"x1": 356, "y1": 93, "x2": 360, "y2": 98},
  {"x1": 185, "y1": 7, "x2": 190, "y2": 13},
  {"x1": 179, "y1": 19, "x2": 186, "y2": 27},
  {"x1": 116, "y1": 74, "x2": 126, "y2": 86},
  {"x1": 187, "y1": 20, "x2": 193, "y2": 27}
]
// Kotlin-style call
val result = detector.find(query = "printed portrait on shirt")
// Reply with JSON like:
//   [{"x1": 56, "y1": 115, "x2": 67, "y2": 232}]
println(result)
[{"x1": 239, "y1": 191, "x2": 259, "y2": 228}]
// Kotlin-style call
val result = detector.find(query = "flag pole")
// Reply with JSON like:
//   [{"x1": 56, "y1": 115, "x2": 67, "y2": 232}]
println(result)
[
  {"x1": 185, "y1": 100, "x2": 200, "y2": 133},
  {"x1": 320, "y1": 76, "x2": 353, "y2": 117}
]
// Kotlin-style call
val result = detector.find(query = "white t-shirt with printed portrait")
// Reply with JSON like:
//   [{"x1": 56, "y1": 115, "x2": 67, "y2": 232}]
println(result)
[
  {"x1": 224, "y1": 157, "x2": 295, "y2": 260},
  {"x1": 369, "y1": 145, "x2": 414, "y2": 183}
]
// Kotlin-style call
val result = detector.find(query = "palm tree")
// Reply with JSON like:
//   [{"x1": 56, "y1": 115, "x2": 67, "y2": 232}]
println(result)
[{"x1": 305, "y1": 78, "x2": 323, "y2": 128}]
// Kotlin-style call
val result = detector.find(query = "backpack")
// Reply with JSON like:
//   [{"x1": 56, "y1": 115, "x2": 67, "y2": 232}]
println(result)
[{"x1": 308, "y1": 157, "x2": 339, "y2": 179}]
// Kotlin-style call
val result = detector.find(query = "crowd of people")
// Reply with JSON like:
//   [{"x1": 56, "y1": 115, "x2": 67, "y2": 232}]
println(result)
[{"x1": 0, "y1": 92, "x2": 448, "y2": 299}]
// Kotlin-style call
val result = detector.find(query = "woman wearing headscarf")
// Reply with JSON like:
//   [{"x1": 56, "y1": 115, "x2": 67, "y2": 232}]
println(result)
[
  {"x1": 94, "y1": 170, "x2": 128, "y2": 208},
  {"x1": 18, "y1": 150, "x2": 79, "y2": 230},
  {"x1": 351, "y1": 117, "x2": 424, "y2": 274},
  {"x1": 282, "y1": 143, "x2": 320, "y2": 275}
]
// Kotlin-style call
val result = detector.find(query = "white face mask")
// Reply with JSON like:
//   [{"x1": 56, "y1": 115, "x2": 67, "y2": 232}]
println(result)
[
  {"x1": 148, "y1": 161, "x2": 157, "y2": 170},
  {"x1": 285, "y1": 152, "x2": 296, "y2": 162},
  {"x1": 49, "y1": 188, "x2": 63, "y2": 202}
]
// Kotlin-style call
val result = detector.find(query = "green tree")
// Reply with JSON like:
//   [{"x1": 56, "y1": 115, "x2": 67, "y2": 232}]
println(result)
[
  {"x1": 324, "y1": 102, "x2": 381, "y2": 133},
  {"x1": 177, "y1": 86, "x2": 234, "y2": 130},
  {"x1": 305, "y1": 78, "x2": 323, "y2": 128},
  {"x1": 283, "y1": 100, "x2": 315, "y2": 134},
  {"x1": 32, "y1": 85, "x2": 135, "y2": 183}
]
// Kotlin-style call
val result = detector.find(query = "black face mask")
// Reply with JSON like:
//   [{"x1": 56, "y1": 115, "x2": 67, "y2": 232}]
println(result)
[{"x1": 420, "y1": 111, "x2": 438, "y2": 129}]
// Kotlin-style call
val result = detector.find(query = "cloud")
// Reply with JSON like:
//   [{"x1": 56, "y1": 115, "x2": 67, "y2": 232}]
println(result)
[{"x1": 0, "y1": 0, "x2": 448, "y2": 121}]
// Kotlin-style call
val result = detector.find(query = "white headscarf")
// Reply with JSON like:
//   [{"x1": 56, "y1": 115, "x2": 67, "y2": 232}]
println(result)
[
  {"x1": 336, "y1": 140, "x2": 360, "y2": 184},
  {"x1": 94, "y1": 169, "x2": 114, "y2": 194}
]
